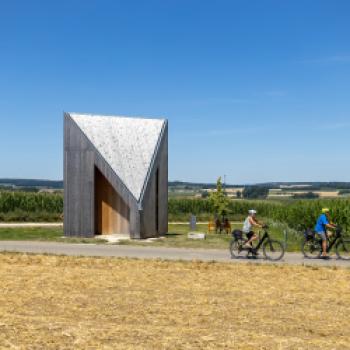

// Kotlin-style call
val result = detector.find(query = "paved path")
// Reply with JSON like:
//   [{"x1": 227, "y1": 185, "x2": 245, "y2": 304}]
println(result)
[
  {"x1": 0, "y1": 241, "x2": 348, "y2": 267},
  {"x1": 0, "y1": 222, "x2": 240, "y2": 228},
  {"x1": 169, "y1": 222, "x2": 242, "y2": 225},
  {"x1": 0, "y1": 223, "x2": 62, "y2": 228}
]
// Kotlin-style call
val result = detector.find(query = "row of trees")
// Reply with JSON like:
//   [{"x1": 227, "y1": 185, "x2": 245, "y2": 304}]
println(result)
[
  {"x1": 241, "y1": 186, "x2": 269, "y2": 199},
  {"x1": 201, "y1": 185, "x2": 269, "y2": 199}
]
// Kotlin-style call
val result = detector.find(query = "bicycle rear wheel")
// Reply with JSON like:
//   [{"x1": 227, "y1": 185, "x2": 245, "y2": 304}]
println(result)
[
  {"x1": 301, "y1": 239, "x2": 321, "y2": 259},
  {"x1": 263, "y1": 239, "x2": 284, "y2": 261},
  {"x1": 336, "y1": 240, "x2": 350, "y2": 260},
  {"x1": 229, "y1": 239, "x2": 246, "y2": 259}
]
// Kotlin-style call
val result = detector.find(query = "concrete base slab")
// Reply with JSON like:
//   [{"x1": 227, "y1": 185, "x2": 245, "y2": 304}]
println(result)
[
  {"x1": 144, "y1": 237, "x2": 165, "y2": 242},
  {"x1": 96, "y1": 234, "x2": 131, "y2": 243}
]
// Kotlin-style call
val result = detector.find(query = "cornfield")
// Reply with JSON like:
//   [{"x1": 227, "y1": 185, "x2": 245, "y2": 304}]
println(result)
[
  {"x1": 0, "y1": 191, "x2": 349, "y2": 231},
  {"x1": 168, "y1": 198, "x2": 350, "y2": 231},
  {"x1": 0, "y1": 191, "x2": 63, "y2": 221},
  {"x1": 0, "y1": 191, "x2": 63, "y2": 213}
]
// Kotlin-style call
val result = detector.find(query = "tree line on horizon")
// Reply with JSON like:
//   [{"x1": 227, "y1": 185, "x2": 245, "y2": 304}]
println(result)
[{"x1": 2, "y1": 178, "x2": 350, "y2": 191}]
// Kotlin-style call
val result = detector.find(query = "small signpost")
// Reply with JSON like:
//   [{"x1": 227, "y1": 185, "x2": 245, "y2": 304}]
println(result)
[
  {"x1": 190, "y1": 214, "x2": 197, "y2": 231},
  {"x1": 188, "y1": 214, "x2": 206, "y2": 239}
]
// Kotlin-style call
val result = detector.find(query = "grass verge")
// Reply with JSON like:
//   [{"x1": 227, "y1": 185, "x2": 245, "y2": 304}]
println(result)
[
  {"x1": 120, "y1": 223, "x2": 303, "y2": 252},
  {"x1": 0, "y1": 227, "x2": 103, "y2": 244},
  {"x1": 0, "y1": 223, "x2": 303, "y2": 251}
]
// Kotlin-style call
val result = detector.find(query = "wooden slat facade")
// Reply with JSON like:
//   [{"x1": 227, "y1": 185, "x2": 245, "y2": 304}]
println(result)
[{"x1": 95, "y1": 167, "x2": 130, "y2": 235}]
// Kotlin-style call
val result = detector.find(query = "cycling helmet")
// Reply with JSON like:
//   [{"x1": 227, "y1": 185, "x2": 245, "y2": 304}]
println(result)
[
  {"x1": 322, "y1": 208, "x2": 330, "y2": 213},
  {"x1": 248, "y1": 209, "x2": 257, "y2": 215}
]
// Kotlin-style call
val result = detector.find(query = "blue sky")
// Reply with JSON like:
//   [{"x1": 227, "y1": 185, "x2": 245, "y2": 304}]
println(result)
[{"x1": 0, "y1": 0, "x2": 349, "y2": 184}]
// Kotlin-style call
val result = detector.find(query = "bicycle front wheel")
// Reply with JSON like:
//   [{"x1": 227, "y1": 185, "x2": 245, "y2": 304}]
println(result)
[
  {"x1": 229, "y1": 239, "x2": 246, "y2": 259},
  {"x1": 336, "y1": 239, "x2": 350, "y2": 260},
  {"x1": 301, "y1": 239, "x2": 321, "y2": 259},
  {"x1": 263, "y1": 240, "x2": 285, "y2": 261}
]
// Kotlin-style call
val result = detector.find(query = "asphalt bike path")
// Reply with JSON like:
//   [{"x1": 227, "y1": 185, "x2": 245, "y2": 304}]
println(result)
[
  {"x1": 0, "y1": 222, "x2": 233, "y2": 228},
  {"x1": 0, "y1": 241, "x2": 349, "y2": 267}
]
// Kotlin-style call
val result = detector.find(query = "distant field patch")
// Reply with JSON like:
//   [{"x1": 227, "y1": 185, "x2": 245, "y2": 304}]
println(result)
[{"x1": 0, "y1": 254, "x2": 349, "y2": 349}]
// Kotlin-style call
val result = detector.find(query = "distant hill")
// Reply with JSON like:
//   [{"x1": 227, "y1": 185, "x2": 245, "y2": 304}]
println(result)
[
  {"x1": 168, "y1": 181, "x2": 242, "y2": 189},
  {"x1": 168, "y1": 181, "x2": 350, "y2": 190},
  {"x1": 248, "y1": 182, "x2": 350, "y2": 190},
  {"x1": 0, "y1": 179, "x2": 63, "y2": 189},
  {"x1": 1, "y1": 179, "x2": 350, "y2": 191}
]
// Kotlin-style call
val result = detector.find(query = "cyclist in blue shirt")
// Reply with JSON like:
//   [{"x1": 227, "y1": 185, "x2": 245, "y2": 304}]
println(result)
[{"x1": 314, "y1": 208, "x2": 337, "y2": 258}]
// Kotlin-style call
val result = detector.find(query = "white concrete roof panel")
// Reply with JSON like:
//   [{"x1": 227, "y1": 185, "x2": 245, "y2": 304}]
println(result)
[{"x1": 70, "y1": 113, "x2": 165, "y2": 201}]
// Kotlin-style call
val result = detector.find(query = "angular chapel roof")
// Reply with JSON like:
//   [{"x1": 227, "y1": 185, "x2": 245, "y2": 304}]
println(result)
[{"x1": 69, "y1": 113, "x2": 166, "y2": 201}]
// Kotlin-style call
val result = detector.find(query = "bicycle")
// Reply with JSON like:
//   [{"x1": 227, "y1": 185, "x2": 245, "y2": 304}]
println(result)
[
  {"x1": 229, "y1": 225, "x2": 285, "y2": 261},
  {"x1": 301, "y1": 227, "x2": 350, "y2": 260}
]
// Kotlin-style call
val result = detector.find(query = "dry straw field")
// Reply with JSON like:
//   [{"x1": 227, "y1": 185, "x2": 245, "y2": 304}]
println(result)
[{"x1": 0, "y1": 254, "x2": 349, "y2": 349}]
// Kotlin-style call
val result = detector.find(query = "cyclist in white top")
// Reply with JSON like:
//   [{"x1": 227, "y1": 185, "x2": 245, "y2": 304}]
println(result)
[{"x1": 242, "y1": 209, "x2": 263, "y2": 248}]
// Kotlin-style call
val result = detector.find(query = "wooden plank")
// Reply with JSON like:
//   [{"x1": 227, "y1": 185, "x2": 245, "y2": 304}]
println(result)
[
  {"x1": 64, "y1": 115, "x2": 95, "y2": 237},
  {"x1": 95, "y1": 167, "x2": 130, "y2": 235},
  {"x1": 140, "y1": 124, "x2": 168, "y2": 238}
]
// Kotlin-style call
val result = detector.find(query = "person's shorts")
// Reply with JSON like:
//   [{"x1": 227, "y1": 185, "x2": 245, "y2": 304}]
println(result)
[
  {"x1": 245, "y1": 231, "x2": 255, "y2": 240},
  {"x1": 316, "y1": 232, "x2": 327, "y2": 241}
]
